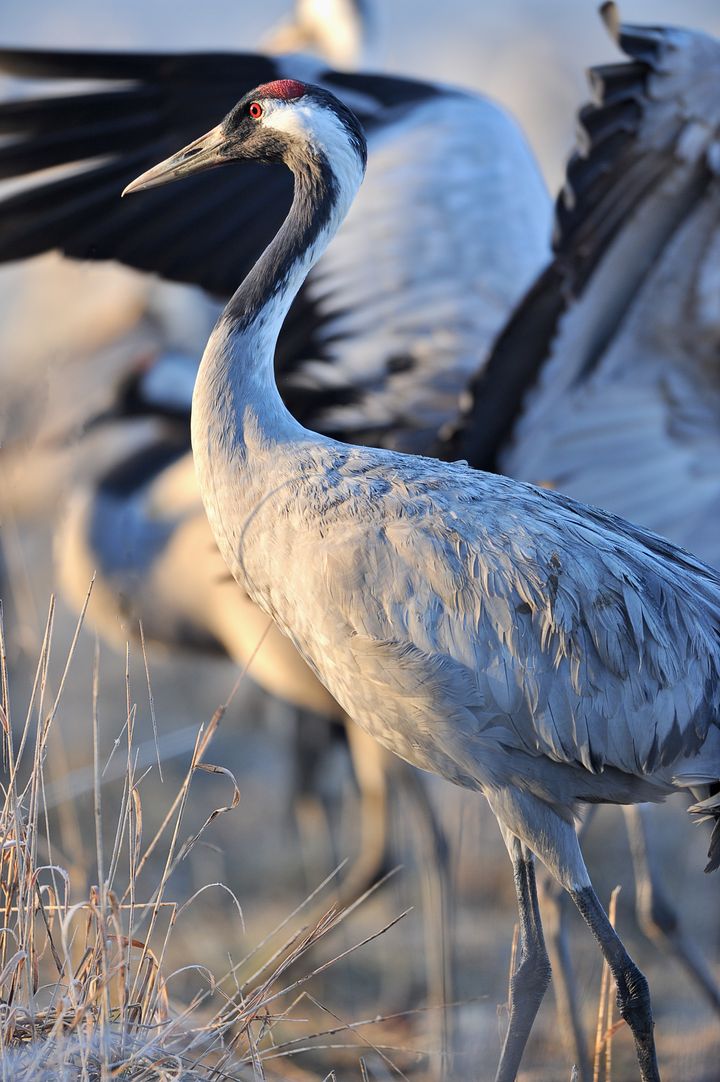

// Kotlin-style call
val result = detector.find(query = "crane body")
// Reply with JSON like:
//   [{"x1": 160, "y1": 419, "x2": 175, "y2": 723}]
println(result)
[{"x1": 445, "y1": 11, "x2": 720, "y2": 570}]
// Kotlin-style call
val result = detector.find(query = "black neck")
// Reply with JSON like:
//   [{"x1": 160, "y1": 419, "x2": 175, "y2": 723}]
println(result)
[{"x1": 224, "y1": 152, "x2": 339, "y2": 336}]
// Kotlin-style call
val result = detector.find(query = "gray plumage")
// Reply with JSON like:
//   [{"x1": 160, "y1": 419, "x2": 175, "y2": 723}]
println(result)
[
  {"x1": 163, "y1": 85, "x2": 720, "y2": 841},
  {"x1": 202, "y1": 430, "x2": 720, "y2": 815}
]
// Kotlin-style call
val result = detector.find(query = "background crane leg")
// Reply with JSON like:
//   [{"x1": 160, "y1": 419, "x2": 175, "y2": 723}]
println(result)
[
  {"x1": 396, "y1": 761, "x2": 455, "y2": 1078},
  {"x1": 540, "y1": 809, "x2": 596, "y2": 1081},
  {"x1": 542, "y1": 878, "x2": 591, "y2": 1082},
  {"x1": 340, "y1": 722, "x2": 454, "y2": 1079},
  {"x1": 495, "y1": 839, "x2": 552, "y2": 1082},
  {"x1": 333, "y1": 719, "x2": 390, "y2": 908},
  {"x1": 623, "y1": 803, "x2": 720, "y2": 1012}
]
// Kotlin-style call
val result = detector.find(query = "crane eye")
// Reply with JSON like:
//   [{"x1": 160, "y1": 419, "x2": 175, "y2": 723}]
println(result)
[{"x1": 248, "y1": 101, "x2": 263, "y2": 120}]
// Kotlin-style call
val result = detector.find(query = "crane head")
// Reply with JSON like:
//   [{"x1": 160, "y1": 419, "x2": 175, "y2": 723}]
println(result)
[
  {"x1": 122, "y1": 80, "x2": 367, "y2": 196},
  {"x1": 264, "y1": 0, "x2": 373, "y2": 69}
]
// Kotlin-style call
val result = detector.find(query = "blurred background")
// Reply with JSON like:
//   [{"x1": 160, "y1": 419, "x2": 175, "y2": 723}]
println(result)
[
  {"x1": 2, "y1": 1, "x2": 720, "y2": 187},
  {"x1": 1, "y1": 2, "x2": 720, "y2": 1080}
]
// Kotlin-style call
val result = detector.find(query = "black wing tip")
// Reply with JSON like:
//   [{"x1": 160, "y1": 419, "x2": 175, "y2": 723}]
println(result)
[
  {"x1": 0, "y1": 45, "x2": 134, "y2": 76},
  {"x1": 552, "y1": 4, "x2": 693, "y2": 268},
  {"x1": 434, "y1": 263, "x2": 567, "y2": 471},
  {"x1": 0, "y1": 45, "x2": 280, "y2": 84}
]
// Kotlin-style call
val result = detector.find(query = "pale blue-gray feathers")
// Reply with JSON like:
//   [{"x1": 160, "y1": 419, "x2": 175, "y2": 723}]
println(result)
[
  {"x1": 229, "y1": 443, "x2": 720, "y2": 808},
  {"x1": 186, "y1": 80, "x2": 720, "y2": 888}
]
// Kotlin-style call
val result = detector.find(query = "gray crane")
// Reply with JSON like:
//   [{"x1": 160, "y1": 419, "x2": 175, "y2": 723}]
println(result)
[
  {"x1": 121, "y1": 76, "x2": 720, "y2": 1082},
  {"x1": 7, "y1": 12, "x2": 717, "y2": 1068},
  {"x1": 4, "y1": 7, "x2": 720, "y2": 1071}
]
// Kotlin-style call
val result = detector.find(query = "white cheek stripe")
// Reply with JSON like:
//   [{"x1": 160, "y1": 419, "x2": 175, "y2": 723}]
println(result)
[{"x1": 264, "y1": 100, "x2": 348, "y2": 154}]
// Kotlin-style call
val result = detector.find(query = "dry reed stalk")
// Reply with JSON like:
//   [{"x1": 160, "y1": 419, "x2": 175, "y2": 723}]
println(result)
[
  {"x1": 0, "y1": 593, "x2": 412, "y2": 1080},
  {"x1": 592, "y1": 885, "x2": 622, "y2": 1082},
  {"x1": 499, "y1": 921, "x2": 520, "y2": 1043}
]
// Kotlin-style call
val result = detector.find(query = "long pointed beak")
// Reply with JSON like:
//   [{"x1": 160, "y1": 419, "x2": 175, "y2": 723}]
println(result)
[{"x1": 122, "y1": 123, "x2": 228, "y2": 196}]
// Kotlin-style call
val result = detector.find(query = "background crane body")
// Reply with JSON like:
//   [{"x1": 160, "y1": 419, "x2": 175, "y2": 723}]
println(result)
[
  {"x1": 0, "y1": 49, "x2": 551, "y2": 455},
  {"x1": 445, "y1": 12, "x2": 720, "y2": 568},
  {"x1": 58, "y1": 432, "x2": 342, "y2": 714}
]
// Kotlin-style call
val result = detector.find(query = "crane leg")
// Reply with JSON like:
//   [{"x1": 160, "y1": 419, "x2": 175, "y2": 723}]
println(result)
[
  {"x1": 495, "y1": 838, "x2": 552, "y2": 1082},
  {"x1": 292, "y1": 706, "x2": 339, "y2": 883},
  {"x1": 540, "y1": 809, "x2": 597, "y2": 1082},
  {"x1": 623, "y1": 803, "x2": 720, "y2": 1012},
  {"x1": 571, "y1": 884, "x2": 660, "y2": 1082},
  {"x1": 340, "y1": 722, "x2": 454, "y2": 1077},
  {"x1": 394, "y1": 760, "x2": 454, "y2": 1078},
  {"x1": 488, "y1": 788, "x2": 660, "y2": 1082}
]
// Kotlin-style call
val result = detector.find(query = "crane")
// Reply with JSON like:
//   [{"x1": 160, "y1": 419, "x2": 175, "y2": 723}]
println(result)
[
  {"x1": 120, "y1": 75, "x2": 720, "y2": 1082},
  {"x1": 438, "y1": 4, "x2": 720, "y2": 1067},
  {"x1": 5, "y1": 4, "x2": 718, "y2": 1064},
  {"x1": 2, "y1": 8, "x2": 719, "y2": 1068},
  {"x1": 263, "y1": 0, "x2": 371, "y2": 68},
  {"x1": 0, "y1": 36, "x2": 550, "y2": 1056}
]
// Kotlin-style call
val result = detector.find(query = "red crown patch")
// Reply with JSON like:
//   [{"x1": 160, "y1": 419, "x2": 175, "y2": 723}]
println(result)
[{"x1": 256, "y1": 79, "x2": 307, "y2": 101}]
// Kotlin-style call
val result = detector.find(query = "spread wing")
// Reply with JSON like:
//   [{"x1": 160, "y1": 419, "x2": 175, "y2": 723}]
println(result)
[
  {"x1": 441, "y1": 9, "x2": 720, "y2": 566},
  {"x1": 0, "y1": 48, "x2": 435, "y2": 294},
  {"x1": 0, "y1": 45, "x2": 551, "y2": 448},
  {"x1": 282, "y1": 91, "x2": 551, "y2": 451}
]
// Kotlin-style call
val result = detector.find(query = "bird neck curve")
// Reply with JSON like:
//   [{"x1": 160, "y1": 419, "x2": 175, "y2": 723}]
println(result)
[
  {"x1": 225, "y1": 148, "x2": 357, "y2": 347},
  {"x1": 191, "y1": 132, "x2": 365, "y2": 504}
]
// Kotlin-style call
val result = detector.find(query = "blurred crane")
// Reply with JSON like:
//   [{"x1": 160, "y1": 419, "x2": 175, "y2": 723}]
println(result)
[
  {"x1": 121, "y1": 73, "x2": 720, "y2": 1082},
  {"x1": 264, "y1": 0, "x2": 372, "y2": 68}
]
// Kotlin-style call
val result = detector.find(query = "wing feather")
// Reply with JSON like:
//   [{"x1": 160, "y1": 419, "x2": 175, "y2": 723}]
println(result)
[
  {"x1": 442, "y1": 12, "x2": 720, "y2": 532},
  {"x1": 289, "y1": 458, "x2": 720, "y2": 790},
  {"x1": 0, "y1": 45, "x2": 550, "y2": 446},
  {"x1": 292, "y1": 93, "x2": 551, "y2": 450}
]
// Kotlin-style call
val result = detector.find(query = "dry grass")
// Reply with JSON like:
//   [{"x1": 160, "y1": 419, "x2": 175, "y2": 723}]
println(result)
[
  {"x1": 0, "y1": 529, "x2": 717, "y2": 1081},
  {"x1": 0, "y1": 592, "x2": 415, "y2": 1082},
  {"x1": 591, "y1": 886, "x2": 622, "y2": 1082}
]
